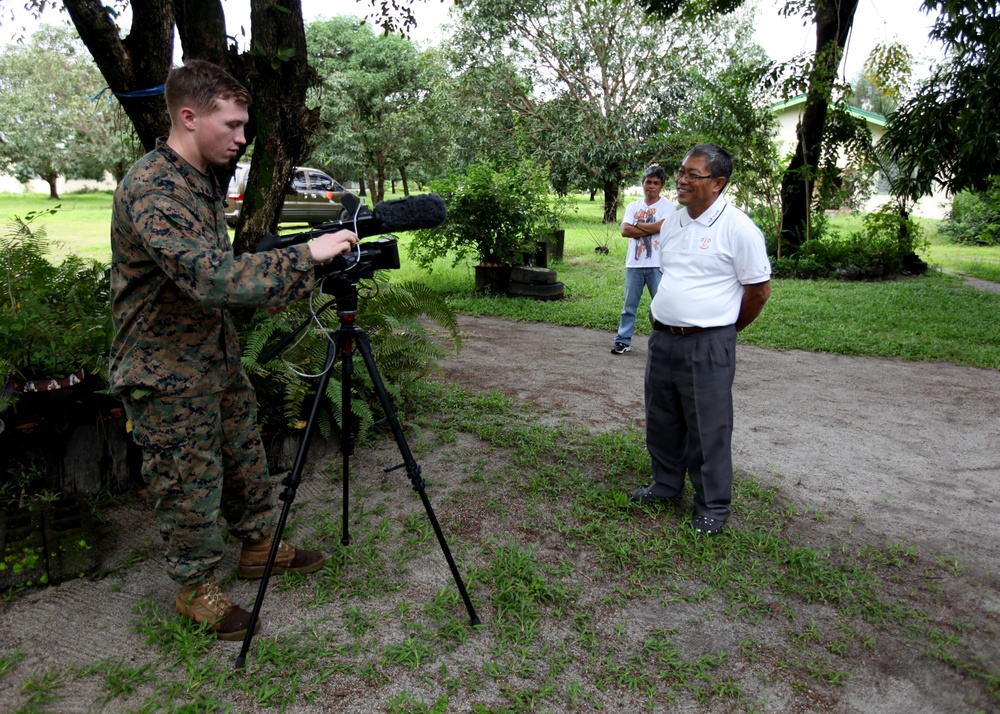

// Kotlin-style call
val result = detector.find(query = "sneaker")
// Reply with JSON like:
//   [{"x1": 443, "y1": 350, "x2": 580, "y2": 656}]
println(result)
[
  {"x1": 692, "y1": 514, "x2": 725, "y2": 536},
  {"x1": 237, "y1": 538, "x2": 326, "y2": 579},
  {"x1": 610, "y1": 341, "x2": 631, "y2": 354},
  {"x1": 176, "y1": 576, "x2": 259, "y2": 641}
]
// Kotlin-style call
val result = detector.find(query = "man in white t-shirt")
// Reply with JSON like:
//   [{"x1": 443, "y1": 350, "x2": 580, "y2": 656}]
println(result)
[
  {"x1": 610, "y1": 165, "x2": 675, "y2": 354},
  {"x1": 630, "y1": 145, "x2": 771, "y2": 536}
]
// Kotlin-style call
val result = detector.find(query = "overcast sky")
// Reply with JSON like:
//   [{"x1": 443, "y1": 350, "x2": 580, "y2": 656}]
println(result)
[{"x1": 3, "y1": 0, "x2": 944, "y2": 83}]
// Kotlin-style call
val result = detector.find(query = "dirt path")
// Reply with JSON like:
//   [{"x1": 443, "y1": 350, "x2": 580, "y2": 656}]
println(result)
[{"x1": 438, "y1": 314, "x2": 1000, "y2": 579}]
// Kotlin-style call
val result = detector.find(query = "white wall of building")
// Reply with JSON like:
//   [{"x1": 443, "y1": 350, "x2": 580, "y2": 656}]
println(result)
[{"x1": 772, "y1": 99, "x2": 949, "y2": 220}]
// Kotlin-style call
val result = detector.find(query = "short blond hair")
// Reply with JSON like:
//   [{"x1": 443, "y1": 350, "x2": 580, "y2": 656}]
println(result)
[{"x1": 164, "y1": 60, "x2": 251, "y2": 122}]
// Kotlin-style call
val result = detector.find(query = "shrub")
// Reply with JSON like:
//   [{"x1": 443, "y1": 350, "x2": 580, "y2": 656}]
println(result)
[
  {"x1": 940, "y1": 183, "x2": 1000, "y2": 246},
  {"x1": 0, "y1": 210, "x2": 112, "y2": 392},
  {"x1": 409, "y1": 159, "x2": 562, "y2": 268},
  {"x1": 772, "y1": 204, "x2": 924, "y2": 279}
]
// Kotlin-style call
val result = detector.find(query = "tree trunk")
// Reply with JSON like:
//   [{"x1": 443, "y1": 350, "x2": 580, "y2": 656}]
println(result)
[
  {"x1": 63, "y1": 0, "x2": 175, "y2": 151},
  {"x1": 400, "y1": 165, "x2": 410, "y2": 196},
  {"x1": 778, "y1": 0, "x2": 860, "y2": 256},
  {"x1": 45, "y1": 173, "x2": 59, "y2": 200},
  {"x1": 110, "y1": 160, "x2": 129, "y2": 184},
  {"x1": 371, "y1": 157, "x2": 388, "y2": 204},
  {"x1": 172, "y1": 0, "x2": 228, "y2": 66},
  {"x1": 232, "y1": 0, "x2": 320, "y2": 253},
  {"x1": 602, "y1": 179, "x2": 619, "y2": 224}
]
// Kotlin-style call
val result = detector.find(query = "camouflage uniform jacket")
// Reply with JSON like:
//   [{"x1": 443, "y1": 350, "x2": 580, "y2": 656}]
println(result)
[{"x1": 110, "y1": 139, "x2": 317, "y2": 398}]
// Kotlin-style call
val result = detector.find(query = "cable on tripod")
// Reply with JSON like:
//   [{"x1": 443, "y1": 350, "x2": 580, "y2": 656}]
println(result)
[{"x1": 274, "y1": 192, "x2": 385, "y2": 379}]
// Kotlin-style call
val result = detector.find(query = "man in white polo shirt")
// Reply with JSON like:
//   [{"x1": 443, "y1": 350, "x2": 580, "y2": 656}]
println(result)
[{"x1": 630, "y1": 144, "x2": 771, "y2": 536}]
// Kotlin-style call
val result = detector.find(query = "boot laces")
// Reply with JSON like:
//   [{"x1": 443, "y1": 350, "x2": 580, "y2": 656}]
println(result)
[{"x1": 200, "y1": 578, "x2": 234, "y2": 612}]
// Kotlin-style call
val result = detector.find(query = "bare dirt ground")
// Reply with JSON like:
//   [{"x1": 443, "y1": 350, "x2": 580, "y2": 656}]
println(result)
[
  {"x1": 440, "y1": 314, "x2": 1000, "y2": 579},
  {"x1": 1, "y1": 308, "x2": 998, "y2": 713}
]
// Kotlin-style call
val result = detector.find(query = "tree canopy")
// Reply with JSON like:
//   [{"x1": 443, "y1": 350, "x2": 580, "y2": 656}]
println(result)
[
  {"x1": 0, "y1": 24, "x2": 132, "y2": 198},
  {"x1": 306, "y1": 17, "x2": 454, "y2": 203},
  {"x1": 449, "y1": 0, "x2": 762, "y2": 222},
  {"x1": 881, "y1": 0, "x2": 1000, "y2": 200}
]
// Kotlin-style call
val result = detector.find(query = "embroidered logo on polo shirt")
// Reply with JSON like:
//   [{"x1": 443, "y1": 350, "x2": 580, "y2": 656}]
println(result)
[{"x1": 699, "y1": 236, "x2": 712, "y2": 250}]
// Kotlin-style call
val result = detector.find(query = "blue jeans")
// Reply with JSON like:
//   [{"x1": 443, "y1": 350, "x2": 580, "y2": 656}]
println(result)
[{"x1": 615, "y1": 267, "x2": 662, "y2": 345}]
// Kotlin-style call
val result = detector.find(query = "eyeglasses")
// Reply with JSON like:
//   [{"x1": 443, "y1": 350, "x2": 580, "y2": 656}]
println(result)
[{"x1": 676, "y1": 168, "x2": 714, "y2": 181}]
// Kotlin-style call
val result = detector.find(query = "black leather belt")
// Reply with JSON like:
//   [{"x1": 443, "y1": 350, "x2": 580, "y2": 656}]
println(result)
[{"x1": 651, "y1": 320, "x2": 724, "y2": 336}]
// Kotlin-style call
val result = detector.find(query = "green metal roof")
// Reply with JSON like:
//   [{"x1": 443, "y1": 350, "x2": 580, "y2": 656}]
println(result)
[{"x1": 770, "y1": 93, "x2": 887, "y2": 127}]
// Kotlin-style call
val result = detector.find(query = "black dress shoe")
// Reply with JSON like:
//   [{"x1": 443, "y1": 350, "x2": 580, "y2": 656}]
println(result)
[
  {"x1": 692, "y1": 514, "x2": 725, "y2": 535},
  {"x1": 630, "y1": 483, "x2": 672, "y2": 505}
]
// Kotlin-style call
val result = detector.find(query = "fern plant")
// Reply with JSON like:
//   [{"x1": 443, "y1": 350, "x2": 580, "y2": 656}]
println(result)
[{"x1": 240, "y1": 277, "x2": 461, "y2": 441}]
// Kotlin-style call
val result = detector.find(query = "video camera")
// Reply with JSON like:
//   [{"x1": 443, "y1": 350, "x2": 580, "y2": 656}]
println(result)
[{"x1": 256, "y1": 192, "x2": 446, "y2": 280}]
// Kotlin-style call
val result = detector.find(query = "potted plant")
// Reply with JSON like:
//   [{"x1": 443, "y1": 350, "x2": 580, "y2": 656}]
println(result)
[
  {"x1": 409, "y1": 159, "x2": 562, "y2": 293},
  {"x1": 0, "y1": 211, "x2": 114, "y2": 587}
]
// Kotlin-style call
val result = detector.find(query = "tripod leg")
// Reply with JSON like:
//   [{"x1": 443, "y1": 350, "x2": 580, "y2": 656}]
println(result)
[
  {"x1": 339, "y1": 329, "x2": 353, "y2": 546},
  {"x1": 353, "y1": 329, "x2": 481, "y2": 626},
  {"x1": 236, "y1": 338, "x2": 339, "y2": 669}
]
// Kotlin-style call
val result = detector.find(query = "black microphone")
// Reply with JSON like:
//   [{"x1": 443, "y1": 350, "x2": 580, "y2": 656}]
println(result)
[{"x1": 257, "y1": 193, "x2": 447, "y2": 252}]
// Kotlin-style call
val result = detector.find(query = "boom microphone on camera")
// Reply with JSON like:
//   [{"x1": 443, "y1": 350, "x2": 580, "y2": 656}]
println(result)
[{"x1": 256, "y1": 192, "x2": 447, "y2": 253}]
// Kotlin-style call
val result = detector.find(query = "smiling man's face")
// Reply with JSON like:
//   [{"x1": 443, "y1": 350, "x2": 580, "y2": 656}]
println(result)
[{"x1": 675, "y1": 155, "x2": 726, "y2": 218}]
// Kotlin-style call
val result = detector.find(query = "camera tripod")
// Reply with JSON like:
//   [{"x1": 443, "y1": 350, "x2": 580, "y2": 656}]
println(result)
[{"x1": 236, "y1": 275, "x2": 480, "y2": 668}]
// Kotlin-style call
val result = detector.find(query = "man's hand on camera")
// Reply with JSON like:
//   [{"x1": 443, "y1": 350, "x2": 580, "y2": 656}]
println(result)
[{"x1": 309, "y1": 229, "x2": 358, "y2": 264}]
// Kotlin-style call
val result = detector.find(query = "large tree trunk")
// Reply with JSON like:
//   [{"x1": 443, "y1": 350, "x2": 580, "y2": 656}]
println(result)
[
  {"x1": 778, "y1": 0, "x2": 860, "y2": 256},
  {"x1": 61, "y1": 0, "x2": 320, "y2": 255},
  {"x1": 233, "y1": 0, "x2": 320, "y2": 253},
  {"x1": 602, "y1": 179, "x2": 619, "y2": 224},
  {"x1": 62, "y1": 0, "x2": 175, "y2": 151},
  {"x1": 172, "y1": 0, "x2": 229, "y2": 67}
]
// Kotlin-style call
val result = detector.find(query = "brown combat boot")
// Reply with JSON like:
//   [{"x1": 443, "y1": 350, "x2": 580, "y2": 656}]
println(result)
[
  {"x1": 237, "y1": 538, "x2": 326, "y2": 579},
  {"x1": 175, "y1": 577, "x2": 260, "y2": 641}
]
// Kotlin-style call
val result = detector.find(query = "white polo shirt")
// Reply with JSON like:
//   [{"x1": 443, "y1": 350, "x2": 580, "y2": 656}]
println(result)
[{"x1": 650, "y1": 193, "x2": 771, "y2": 328}]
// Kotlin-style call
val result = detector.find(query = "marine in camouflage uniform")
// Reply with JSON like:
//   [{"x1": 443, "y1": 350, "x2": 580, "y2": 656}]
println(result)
[{"x1": 110, "y1": 138, "x2": 317, "y2": 586}]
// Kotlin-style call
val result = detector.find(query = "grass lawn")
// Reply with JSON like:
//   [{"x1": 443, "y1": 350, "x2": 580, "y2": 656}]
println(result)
[
  {"x1": 6, "y1": 190, "x2": 1000, "y2": 370},
  {"x1": 0, "y1": 191, "x2": 115, "y2": 263},
  {"x1": 922, "y1": 231, "x2": 1000, "y2": 282}
]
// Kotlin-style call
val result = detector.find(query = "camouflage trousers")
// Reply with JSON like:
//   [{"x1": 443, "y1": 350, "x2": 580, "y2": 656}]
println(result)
[{"x1": 122, "y1": 370, "x2": 277, "y2": 585}]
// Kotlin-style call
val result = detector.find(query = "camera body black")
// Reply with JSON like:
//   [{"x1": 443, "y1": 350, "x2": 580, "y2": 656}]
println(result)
[{"x1": 324, "y1": 235, "x2": 400, "y2": 281}]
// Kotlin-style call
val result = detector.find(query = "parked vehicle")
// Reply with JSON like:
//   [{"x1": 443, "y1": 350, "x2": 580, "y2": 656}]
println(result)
[{"x1": 225, "y1": 163, "x2": 356, "y2": 226}]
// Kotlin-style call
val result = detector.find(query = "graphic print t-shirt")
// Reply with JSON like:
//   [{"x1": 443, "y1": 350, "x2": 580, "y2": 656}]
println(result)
[{"x1": 621, "y1": 197, "x2": 675, "y2": 268}]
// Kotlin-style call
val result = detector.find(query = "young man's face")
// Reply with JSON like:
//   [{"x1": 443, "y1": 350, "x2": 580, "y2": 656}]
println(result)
[
  {"x1": 642, "y1": 176, "x2": 664, "y2": 202},
  {"x1": 191, "y1": 97, "x2": 248, "y2": 168}
]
